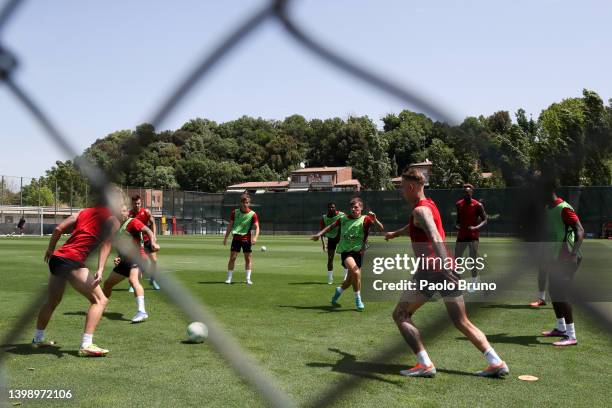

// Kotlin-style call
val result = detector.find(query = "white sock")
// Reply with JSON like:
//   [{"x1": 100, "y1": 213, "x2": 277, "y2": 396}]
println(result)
[
  {"x1": 355, "y1": 290, "x2": 361, "y2": 299},
  {"x1": 327, "y1": 270, "x2": 333, "y2": 281},
  {"x1": 81, "y1": 333, "x2": 93, "y2": 349},
  {"x1": 416, "y1": 350, "x2": 432, "y2": 367},
  {"x1": 245, "y1": 270, "x2": 252, "y2": 281},
  {"x1": 226, "y1": 270, "x2": 233, "y2": 281},
  {"x1": 343, "y1": 268, "x2": 348, "y2": 280},
  {"x1": 336, "y1": 287, "x2": 344, "y2": 294},
  {"x1": 556, "y1": 317, "x2": 566, "y2": 332},
  {"x1": 539, "y1": 291, "x2": 546, "y2": 301},
  {"x1": 484, "y1": 347, "x2": 502, "y2": 365},
  {"x1": 566, "y1": 323, "x2": 576, "y2": 340},
  {"x1": 136, "y1": 296, "x2": 146, "y2": 313},
  {"x1": 34, "y1": 329, "x2": 45, "y2": 343}
]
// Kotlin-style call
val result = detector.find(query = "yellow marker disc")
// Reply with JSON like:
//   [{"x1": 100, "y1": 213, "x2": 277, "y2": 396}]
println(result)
[{"x1": 518, "y1": 375, "x2": 539, "y2": 381}]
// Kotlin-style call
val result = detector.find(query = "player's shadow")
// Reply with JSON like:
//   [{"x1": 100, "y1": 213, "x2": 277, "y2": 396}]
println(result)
[
  {"x1": 455, "y1": 332, "x2": 541, "y2": 347},
  {"x1": 288, "y1": 282, "x2": 331, "y2": 285},
  {"x1": 63, "y1": 311, "x2": 130, "y2": 321},
  {"x1": 307, "y1": 348, "x2": 473, "y2": 385},
  {"x1": 0, "y1": 343, "x2": 79, "y2": 358},
  {"x1": 198, "y1": 281, "x2": 230, "y2": 285},
  {"x1": 278, "y1": 305, "x2": 354, "y2": 313},
  {"x1": 483, "y1": 304, "x2": 545, "y2": 310}
]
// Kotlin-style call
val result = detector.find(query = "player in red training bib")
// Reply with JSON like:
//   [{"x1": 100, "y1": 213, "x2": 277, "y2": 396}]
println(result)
[
  {"x1": 223, "y1": 193, "x2": 260, "y2": 284},
  {"x1": 103, "y1": 203, "x2": 160, "y2": 323},
  {"x1": 129, "y1": 195, "x2": 160, "y2": 290},
  {"x1": 31, "y1": 189, "x2": 122, "y2": 357},
  {"x1": 385, "y1": 169, "x2": 508, "y2": 378},
  {"x1": 455, "y1": 183, "x2": 487, "y2": 290}
]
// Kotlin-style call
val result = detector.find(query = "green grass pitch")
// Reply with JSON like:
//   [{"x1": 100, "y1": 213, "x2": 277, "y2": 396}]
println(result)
[{"x1": 1, "y1": 236, "x2": 611, "y2": 407}]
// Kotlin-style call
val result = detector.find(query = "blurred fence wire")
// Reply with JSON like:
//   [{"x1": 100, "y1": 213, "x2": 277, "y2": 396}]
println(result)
[{"x1": 0, "y1": 1, "x2": 610, "y2": 407}]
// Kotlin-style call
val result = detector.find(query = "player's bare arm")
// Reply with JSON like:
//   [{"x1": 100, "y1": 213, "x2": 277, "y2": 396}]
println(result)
[
  {"x1": 385, "y1": 224, "x2": 409, "y2": 241},
  {"x1": 94, "y1": 217, "x2": 119, "y2": 286},
  {"x1": 44, "y1": 212, "x2": 79, "y2": 262},
  {"x1": 142, "y1": 226, "x2": 160, "y2": 251},
  {"x1": 223, "y1": 219, "x2": 234, "y2": 245},
  {"x1": 471, "y1": 204, "x2": 488, "y2": 231},
  {"x1": 569, "y1": 220, "x2": 585, "y2": 261},
  {"x1": 312, "y1": 223, "x2": 336, "y2": 241},
  {"x1": 252, "y1": 222, "x2": 260, "y2": 245},
  {"x1": 413, "y1": 206, "x2": 449, "y2": 259},
  {"x1": 146, "y1": 209, "x2": 157, "y2": 236},
  {"x1": 368, "y1": 211, "x2": 384, "y2": 231},
  {"x1": 455, "y1": 203, "x2": 461, "y2": 230}
]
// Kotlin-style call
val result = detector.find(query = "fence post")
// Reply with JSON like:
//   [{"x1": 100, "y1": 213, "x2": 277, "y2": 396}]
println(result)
[{"x1": 54, "y1": 177, "x2": 58, "y2": 225}]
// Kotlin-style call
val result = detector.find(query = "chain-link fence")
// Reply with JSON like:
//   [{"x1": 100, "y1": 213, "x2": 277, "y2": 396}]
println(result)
[
  {"x1": 163, "y1": 186, "x2": 611, "y2": 237},
  {"x1": 1, "y1": 1, "x2": 611, "y2": 407},
  {"x1": 5, "y1": 181, "x2": 610, "y2": 237}
]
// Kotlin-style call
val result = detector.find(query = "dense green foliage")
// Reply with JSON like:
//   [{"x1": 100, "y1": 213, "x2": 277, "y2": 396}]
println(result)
[{"x1": 25, "y1": 90, "x2": 612, "y2": 200}]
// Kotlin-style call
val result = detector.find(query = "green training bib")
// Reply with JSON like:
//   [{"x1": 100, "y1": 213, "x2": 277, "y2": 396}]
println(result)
[
  {"x1": 336, "y1": 215, "x2": 366, "y2": 254},
  {"x1": 323, "y1": 211, "x2": 345, "y2": 238},
  {"x1": 232, "y1": 209, "x2": 255, "y2": 236}
]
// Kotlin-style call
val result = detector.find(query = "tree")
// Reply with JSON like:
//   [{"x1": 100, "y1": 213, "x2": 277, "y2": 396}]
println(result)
[
  {"x1": 536, "y1": 97, "x2": 586, "y2": 185},
  {"x1": 419, "y1": 139, "x2": 462, "y2": 188},
  {"x1": 382, "y1": 110, "x2": 434, "y2": 172},
  {"x1": 581, "y1": 89, "x2": 612, "y2": 185},
  {"x1": 176, "y1": 157, "x2": 244, "y2": 192},
  {"x1": 343, "y1": 117, "x2": 392, "y2": 190},
  {"x1": 152, "y1": 166, "x2": 179, "y2": 189},
  {"x1": 43, "y1": 160, "x2": 90, "y2": 207},
  {"x1": 21, "y1": 180, "x2": 54, "y2": 206}
]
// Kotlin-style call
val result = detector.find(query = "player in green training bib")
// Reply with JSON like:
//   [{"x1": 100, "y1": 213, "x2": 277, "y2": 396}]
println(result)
[
  {"x1": 312, "y1": 197, "x2": 384, "y2": 311},
  {"x1": 320, "y1": 202, "x2": 345, "y2": 284},
  {"x1": 223, "y1": 193, "x2": 260, "y2": 284},
  {"x1": 537, "y1": 180, "x2": 584, "y2": 347}
]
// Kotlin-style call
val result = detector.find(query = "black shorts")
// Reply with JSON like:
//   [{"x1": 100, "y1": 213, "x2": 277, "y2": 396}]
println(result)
[
  {"x1": 231, "y1": 239, "x2": 252, "y2": 253},
  {"x1": 548, "y1": 258, "x2": 581, "y2": 302},
  {"x1": 340, "y1": 251, "x2": 362, "y2": 268},
  {"x1": 143, "y1": 240, "x2": 154, "y2": 254},
  {"x1": 326, "y1": 235, "x2": 340, "y2": 252},
  {"x1": 113, "y1": 259, "x2": 139, "y2": 278},
  {"x1": 413, "y1": 269, "x2": 462, "y2": 299},
  {"x1": 48, "y1": 255, "x2": 84, "y2": 276}
]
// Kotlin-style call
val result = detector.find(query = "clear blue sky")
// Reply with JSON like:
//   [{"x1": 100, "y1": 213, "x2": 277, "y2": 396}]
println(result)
[{"x1": 0, "y1": 0, "x2": 610, "y2": 179}]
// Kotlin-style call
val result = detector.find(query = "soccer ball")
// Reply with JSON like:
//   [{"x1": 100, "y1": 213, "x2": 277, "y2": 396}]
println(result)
[
  {"x1": 261, "y1": 246, "x2": 267, "y2": 252},
  {"x1": 186, "y1": 322, "x2": 208, "y2": 343}
]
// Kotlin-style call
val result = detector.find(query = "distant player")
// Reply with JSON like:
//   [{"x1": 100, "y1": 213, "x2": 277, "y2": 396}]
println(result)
[
  {"x1": 311, "y1": 197, "x2": 384, "y2": 311},
  {"x1": 32, "y1": 190, "x2": 121, "y2": 357},
  {"x1": 455, "y1": 184, "x2": 487, "y2": 290},
  {"x1": 385, "y1": 169, "x2": 508, "y2": 378},
  {"x1": 17, "y1": 216, "x2": 26, "y2": 235},
  {"x1": 538, "y1": 182, "x2": 584, "y2": 346},
  {"x1": 320, "y1": 202, "x2": 346, "y2": 284},
  {"x1": 103, "y1": 203, "x2": 160, "y2": 323},
  {"x1": 130, "y1": 195, "x2": 160, "y2": 290},
  {"x1": 223, "y1": 193, "x2": 260, "y2": 284}
]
